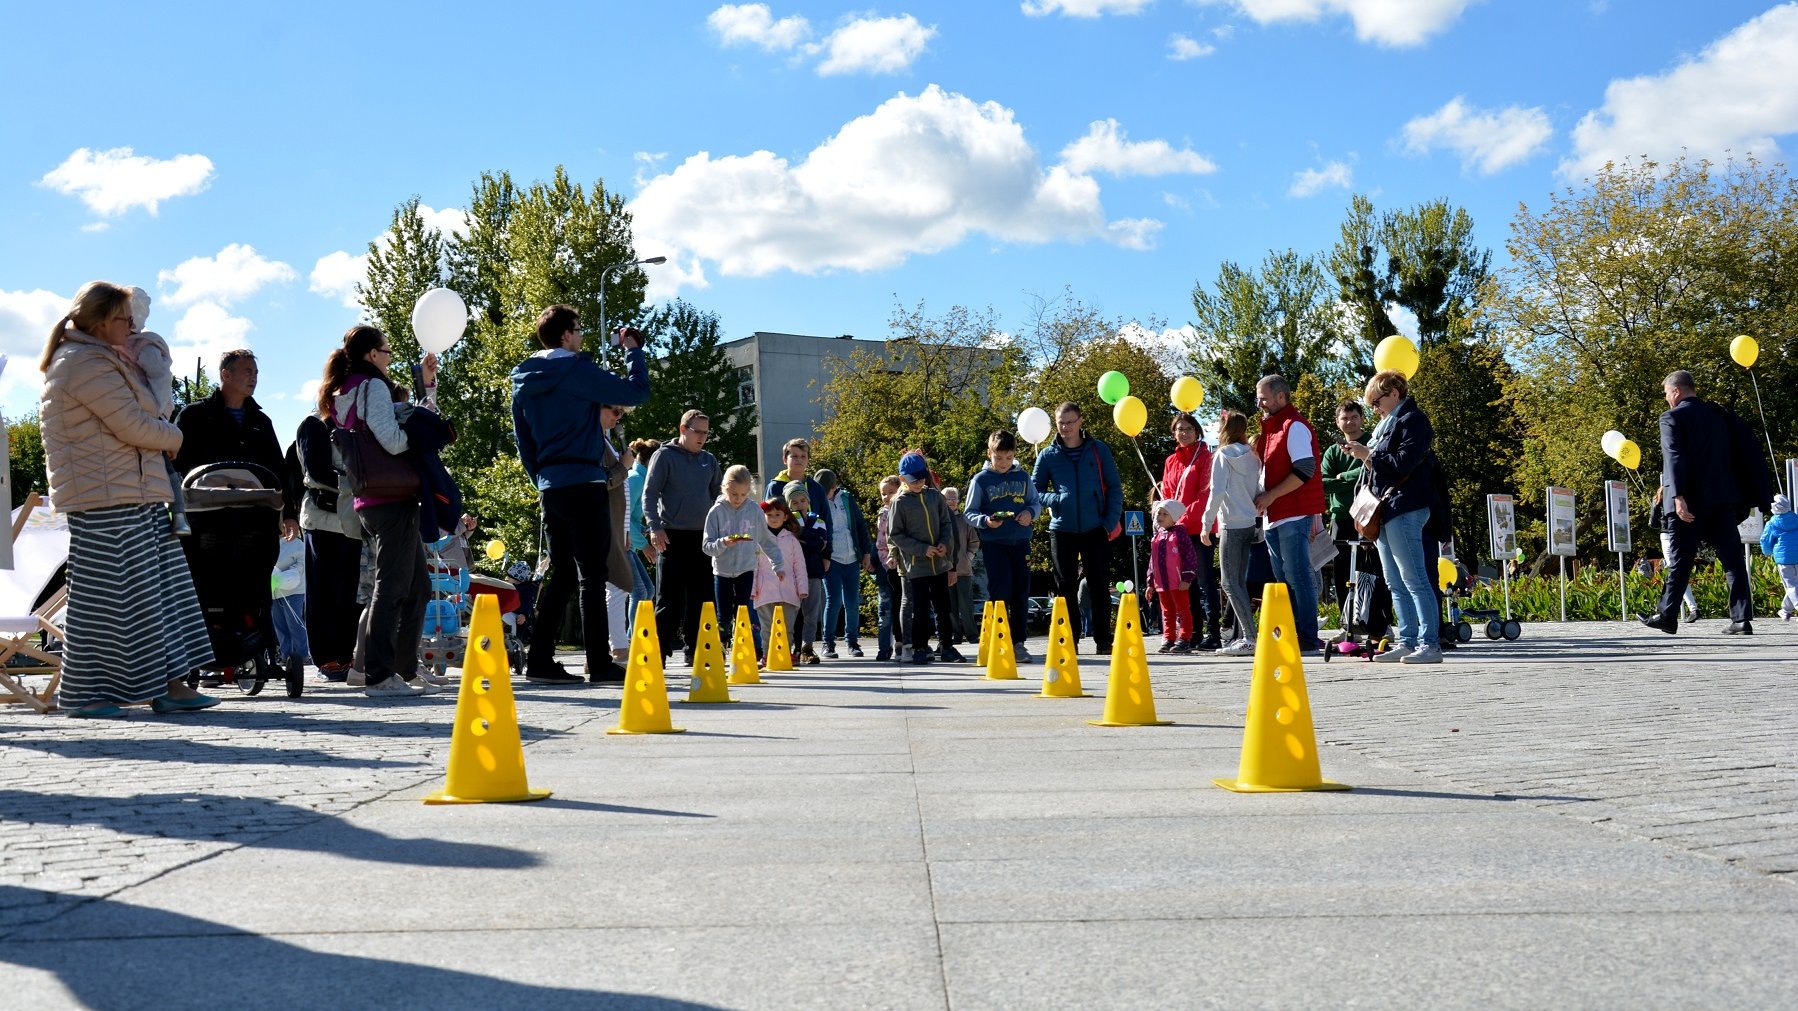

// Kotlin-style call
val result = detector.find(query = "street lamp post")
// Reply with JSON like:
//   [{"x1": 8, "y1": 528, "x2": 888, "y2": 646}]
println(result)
[{"x1": 598, "y1": 256, "x2": 667, "y2": 360}]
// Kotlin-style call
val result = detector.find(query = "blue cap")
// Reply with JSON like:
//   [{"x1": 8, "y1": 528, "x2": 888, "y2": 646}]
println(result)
[{"x1": 898, "y1": 452, "x2": 929, "y2": 480}]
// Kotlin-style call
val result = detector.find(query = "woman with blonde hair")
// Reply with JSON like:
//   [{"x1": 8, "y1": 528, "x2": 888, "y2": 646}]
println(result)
[{"x1": 39, "y1": 281, "x2": 217, "y2": 717}]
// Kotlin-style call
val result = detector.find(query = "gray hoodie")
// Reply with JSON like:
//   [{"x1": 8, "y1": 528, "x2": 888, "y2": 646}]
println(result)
[
  {"x1": 643, "y1": 442, "x2": 722, "y2": 532},
  {"x1": 1203, "y1": 443, "x2": 1262, "y2": 531},
  {"x1": 702, "y1": 493, "x2": 786, "y2": 578}
]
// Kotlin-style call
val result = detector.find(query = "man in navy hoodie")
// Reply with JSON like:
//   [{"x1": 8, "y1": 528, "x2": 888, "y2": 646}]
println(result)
[
  {"x1": 1032, "y1": 402, "x2": 1123, "y2": 655},
  {"x1": 511, "y1": 304, "x2": 650, "y2": 685}
]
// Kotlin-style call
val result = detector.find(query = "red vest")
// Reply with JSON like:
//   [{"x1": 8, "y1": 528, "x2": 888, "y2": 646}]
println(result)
[{"x1": 1258, "y1": 404, "x2": 1325, "y2": 523}]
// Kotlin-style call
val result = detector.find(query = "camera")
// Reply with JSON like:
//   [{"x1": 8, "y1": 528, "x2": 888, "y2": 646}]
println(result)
[{"x1": 611, "y1": 326, "x2": 642, "y2": 348}]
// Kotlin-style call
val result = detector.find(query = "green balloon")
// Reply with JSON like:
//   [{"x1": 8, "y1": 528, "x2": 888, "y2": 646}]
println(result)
[{"x1": 1097, "y1": 370, "x2": 1129, "y2": 404}]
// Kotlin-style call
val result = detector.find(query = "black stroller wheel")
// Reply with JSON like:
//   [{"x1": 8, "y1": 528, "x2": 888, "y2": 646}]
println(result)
[
  {"x1": 284, "y1": 656, "x2": 304, "y2": 698},
  {"x1": 1455, "y1": 621, "x2": 1473, "y2": 643},
  {"x1": 1485, "y1": 620, "x2": 1502, "y2": 640},
  {"x1": 241, "y1": 662, "x2": 266, "y2": 696},
  {"x1": 1502, "y1": 620, "x2": 1522, "y2": 641}
]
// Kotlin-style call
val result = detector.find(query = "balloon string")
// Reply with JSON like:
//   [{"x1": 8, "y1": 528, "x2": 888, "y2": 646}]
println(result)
[{"x1": 1748, "y1": 368, "x2": 1784, "y2": 498}]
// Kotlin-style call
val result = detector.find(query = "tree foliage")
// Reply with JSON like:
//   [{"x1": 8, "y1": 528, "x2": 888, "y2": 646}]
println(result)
[{"x1": 7, "y1": 413, "x2": 45, "y2": 509}]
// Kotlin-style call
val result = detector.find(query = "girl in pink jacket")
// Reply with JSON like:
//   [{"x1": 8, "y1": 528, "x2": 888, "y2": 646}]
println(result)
[{"x1": 753, "y1": 497, "x2": 808, "y2": 663}]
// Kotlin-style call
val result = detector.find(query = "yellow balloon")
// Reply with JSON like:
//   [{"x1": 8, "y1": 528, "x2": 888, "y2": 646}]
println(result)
[
  {"x1": 1373, "y1": 335, "x2": 1420, "y2": 379},
  {"x1": 1617, "y1": 440, "x2": 1641, "y2": 471},
  {"x1": 1170, "y1": 375, "x2": 1204, "y2": 413},
  {"x1": 1730, "y1": 334, "x2": 1759, "y2": 369},
  {"x1": 1113, "y1": 395, "x2": 1147, "y2": 438},
  {"x1": 1437, "y1": 556, "x2": 1457, "y2": 591},
  {"x1": 485, "y1": 538, "x2": 507, "y2": 561}
]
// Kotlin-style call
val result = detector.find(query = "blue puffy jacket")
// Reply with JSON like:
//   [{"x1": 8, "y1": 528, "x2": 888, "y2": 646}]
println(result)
[
  {"x1": 510, "y1": 347, "x2": 649, "y2": 490},
  {"x1": 1032, "y1": 433, "x2": 1123, "y2": 535},
  {"x1": 1760, "y1": 509, "x2": 1798, "y2": 564}
]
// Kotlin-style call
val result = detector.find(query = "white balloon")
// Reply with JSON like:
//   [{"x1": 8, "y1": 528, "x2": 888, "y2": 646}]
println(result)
[
  {"x1": 411, "y1": 288, "x2": 468, "y2": 355},
  {"x1": 1600, "y1": 429, "x2": 1626, "y2": 459},
  {"x1": 1017, "y1": 406, "x2": 1052, "y2": 445}
]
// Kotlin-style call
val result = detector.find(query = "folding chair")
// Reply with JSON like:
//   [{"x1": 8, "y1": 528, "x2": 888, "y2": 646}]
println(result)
[{"x1": 0, "y1": 494, "x2": 72, "y2": 713}]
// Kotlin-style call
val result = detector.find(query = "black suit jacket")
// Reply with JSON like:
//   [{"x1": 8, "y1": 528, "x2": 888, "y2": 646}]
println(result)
[{"x1": 1659, "y1": 396, "x2": 1738, "y2": 515}]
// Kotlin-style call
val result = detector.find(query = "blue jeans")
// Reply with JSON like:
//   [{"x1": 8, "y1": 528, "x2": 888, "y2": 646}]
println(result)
[
  {"x1": 822, "y1": 559, "x2": 862, "y2": 649},
  {"x1": 876, "y1": 565, "x2": 900, "y2": 657},
  {"x1": 270, "y1": 592, "x2": 309, "y2": 661},
  {"x1": 1264, "y1": 518, "x2": 1322, "y2": 649},
  {"x1": 714, "y1": 571, "x2": 754, "y2": 649},
  {"x1": 1375, "y1": 507, "x2": 1438, "y2": 649},
  {"x1": 629, "y1": 550, "x2": 653, "y2": 617}
]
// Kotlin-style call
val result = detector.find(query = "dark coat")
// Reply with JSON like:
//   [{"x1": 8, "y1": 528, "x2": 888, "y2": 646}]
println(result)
[
  {"x1": 1366, "y1": 397, "x2": 1436, "y2": 522},
  {"x1": 174, "y1": 391, "x2": 296, "y2": 520},
  {"x1": 1659, "y1": 396, "x2": 1738, "y2": 518},
  {"x1": 399, "y1": 404, "x2": 461, "y2": 542}
]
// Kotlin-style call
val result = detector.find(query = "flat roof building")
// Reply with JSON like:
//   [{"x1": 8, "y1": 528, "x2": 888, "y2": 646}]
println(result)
[{"x1": 720, "y1": 331, "x2": 889, "y2": 486}]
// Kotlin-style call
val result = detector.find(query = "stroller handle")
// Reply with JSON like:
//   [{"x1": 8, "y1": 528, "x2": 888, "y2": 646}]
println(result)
[{"x1": 181, "y1": 460, "x2": 280, "y2": 490}]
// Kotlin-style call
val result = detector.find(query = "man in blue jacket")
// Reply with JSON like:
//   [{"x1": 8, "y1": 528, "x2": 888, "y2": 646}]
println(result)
[
  {"x1": 511, "y1": 304, "x2": 650, "y2": 685},
  {"x1": 1032, "y1": 402, "x2": 1123, "y2": 654}
]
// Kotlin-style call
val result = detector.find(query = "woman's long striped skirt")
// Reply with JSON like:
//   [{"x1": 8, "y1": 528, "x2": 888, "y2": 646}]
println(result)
[{"x1": 57, "y1": 504, "x2": 215, "y2": 707}]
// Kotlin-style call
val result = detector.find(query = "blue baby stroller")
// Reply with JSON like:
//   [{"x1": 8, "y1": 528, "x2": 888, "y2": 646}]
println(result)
[{"x1": 419, "y1": 534, "x2": 471, "y2": 679}]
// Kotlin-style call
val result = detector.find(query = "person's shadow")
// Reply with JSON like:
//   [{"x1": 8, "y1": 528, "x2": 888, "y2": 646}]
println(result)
[{"x1": 0, "y1": 886, "x2": 721, "y2": 1010}]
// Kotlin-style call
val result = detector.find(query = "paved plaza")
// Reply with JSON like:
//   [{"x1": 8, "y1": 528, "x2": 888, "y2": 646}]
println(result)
[{"x1": 2, "y1": 620, "x2": 1795, "y2": 1008}]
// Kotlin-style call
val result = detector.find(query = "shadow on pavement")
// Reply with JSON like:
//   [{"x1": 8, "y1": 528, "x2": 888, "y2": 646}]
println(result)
[
  {"x1": 0, "y1": 886, "x2": 721, "y2": 1009},
  {"x1": 0, "y1": 790, "x2": 540, "y2": 870},
  {"x1": 1343, "y1": 786, "x2": 1598, "y2": 803},
  {"x1": 0, "y1": 735, "x2": 426, "y2": 770},
  {"x1": 534, "y1": 799, "x2": 715, "y2": 818}
]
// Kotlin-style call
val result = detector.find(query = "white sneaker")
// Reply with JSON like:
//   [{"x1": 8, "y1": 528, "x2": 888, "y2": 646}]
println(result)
[
  {"x1": 346, "y1": 669, "x2": 366, "y2": 687},
  {"x1": 404, "y1": 676, "x2": 443, "y2": 695},
  {"x1": 1220, "y1": 639, "x2": 1256, "y2": 656},
  {"x1": 1372, "y1": 644, "x2": 1414, "y2": 663},
  {"x1": 365, "y1": 676, "x2": 425, "y2": 698},
  {"x1": 1402, "y1": 644, "x2": 1443, "y2": 665},
  {"x1": 417, "y1": 667, "x2": 456, "y2": 687}
]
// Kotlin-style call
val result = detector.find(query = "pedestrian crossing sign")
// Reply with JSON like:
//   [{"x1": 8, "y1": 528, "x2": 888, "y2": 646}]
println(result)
[{"x1": 1124, "y1": 510, "x2": 1145, "y2": 536}]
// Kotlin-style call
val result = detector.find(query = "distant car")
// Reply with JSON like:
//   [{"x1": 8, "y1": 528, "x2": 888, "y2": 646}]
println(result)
[{"x1": 1026, "y1": 596, "x2": 1053, "y2": 630}]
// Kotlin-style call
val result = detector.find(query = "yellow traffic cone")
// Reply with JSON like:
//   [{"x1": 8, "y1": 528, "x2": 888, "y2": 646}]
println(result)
[
  {"x1": 1039, "y1": 596, "x2": 1090, "y2": 698},
  {"x1": 1214, "y1": 583, "x2": 1348, "y2": 792},
  {"x1": 425, "y1": 595, "x2": 551, "y2": 804},
  {"x1": 609, "y1": 600, "x2": 686, "y2": 735},
  {"x1": 984, "y1": 600, "x2": 1019, "y2": 681},
  {"x1": 976, "y1": 600, "x2": 994, "y2": 667},
  {"x1": 728, "y1": 604, "x2": 762, "y2": 685},
  {"x1": 765, "y1": 605, "x2": 795, "y2": 671},
  {"x1": 682, "y1": 602, "x2": 737, "y2": 704},
  {"x1": 1090, "y1": 593, "x2": 1171, "y2": 726}
]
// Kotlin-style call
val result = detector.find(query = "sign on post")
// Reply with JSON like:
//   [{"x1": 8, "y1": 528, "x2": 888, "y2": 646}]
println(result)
[
  {"x1": 1486, "y1": 494, "x2": 1515, "y2": 560},
  {"x1": 1546, "y1": 487, "x2": 1578, "y2": 557},
  {"x1": 1604, "y1": 481, "x2": 1630, "y2": 553},
  {"x1": 1124, "y1": 511, "x2": 1145, "y2": 537}
]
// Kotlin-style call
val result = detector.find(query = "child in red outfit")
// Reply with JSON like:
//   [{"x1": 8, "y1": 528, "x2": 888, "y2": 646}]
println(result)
[{"x1": 1145, "y1": 499, "x2": 1200, "y2": 652}]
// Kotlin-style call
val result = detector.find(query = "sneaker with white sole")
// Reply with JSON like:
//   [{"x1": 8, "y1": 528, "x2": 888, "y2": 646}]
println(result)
[
  {"x1": 417, "y1": 668, "x2": 456, "y2": 687},
  {"x1": 365, "y1": 676, "x2": 425, "y2": 698},
  {"x1": 346, "y1": 669, "x2": 367, "y2": 687},
  {"x1": 1220, "y1": 639, "x2": 1256, "y2": 656},
  {"x1": 1402, "y1": 644, "x2": 1443, "y2": 664},
  {"x1": 1372, "y1": 644, "x2": 1414, "y2": 663},
  {"x1": 404, "y1": 676, "x2": 444, "y2": 695}
]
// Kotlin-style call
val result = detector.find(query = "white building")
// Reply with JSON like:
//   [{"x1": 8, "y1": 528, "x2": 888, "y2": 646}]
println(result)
[{"x1": 720, "y1": 331, "x2": 890, "y2": 485}]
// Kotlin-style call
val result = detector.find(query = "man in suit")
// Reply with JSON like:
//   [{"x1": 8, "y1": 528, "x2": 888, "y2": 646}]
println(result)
[{"x1": 1639, "y1": 370, "x2": 1755, "y2": 634}]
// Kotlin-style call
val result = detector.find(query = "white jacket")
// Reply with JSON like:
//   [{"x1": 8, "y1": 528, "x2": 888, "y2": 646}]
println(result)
[{"x1": 1202, "y1": 443, "x2": 1262, "y2": 532}]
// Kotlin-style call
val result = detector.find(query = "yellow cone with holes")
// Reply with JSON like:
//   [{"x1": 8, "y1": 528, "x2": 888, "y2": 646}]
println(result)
[
  {"x1": 1214, "y1": 583, "x2": 1348, "y2": 792},
  {"x1": 682, "y1": 602, "x2": 737, "y2": 704},
  {"x1": 609, "y1": 600, "x2": 686, "y2": 735},
  {"x1": 984, "y1": 600, "x2": 1019, "y2": 681},
  {"x1": 425, "y1": 595, "x2": 551, "y2": 803},
  {"x1": 728, "y1": 604, "x2": 762, "y2": 685},
  {"x1": 764, "y1": 605, "x2": 795, "y2": 672},
  {"x1": 976, "y1": 600, "x2": 994, "y2": 667},
  {"x1": 1090, "y1": 593, "x2": 1171, "y2": 726},
  {"x1": 1039, "y1": 596, "x2": 1091, "y2": 698}
]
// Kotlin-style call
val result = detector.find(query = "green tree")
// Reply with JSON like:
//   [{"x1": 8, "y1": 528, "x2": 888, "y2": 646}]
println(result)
[
  {"x1": 7, "y1": 412, "x2": 46, "y2": 509},
  {"x1": 1489, "y1": 156, "x2": 1798, "y2": 562},
  {"x1": 625, "y1": 299, "x2": 757, "y2": 470},
  {"x1": 1184, "y1": 249, "x2": 1350, "y2": 428},
  {"x1": 361, "y1": 196, "x2": 448, "y2": 375}
]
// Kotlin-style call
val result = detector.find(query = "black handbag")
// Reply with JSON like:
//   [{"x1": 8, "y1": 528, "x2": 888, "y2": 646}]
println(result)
[{"x1": 329, "y1": 383, "x2": 419, "y2": 500}]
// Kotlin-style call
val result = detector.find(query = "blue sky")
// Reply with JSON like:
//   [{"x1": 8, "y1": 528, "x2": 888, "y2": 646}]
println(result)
[{"x1": 3, "y1": 0, "x2": 1795, "y2": 443}]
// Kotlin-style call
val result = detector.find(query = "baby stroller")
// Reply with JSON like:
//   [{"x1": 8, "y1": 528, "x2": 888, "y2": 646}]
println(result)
[
  {"x1": 181, "y1": 461, "x2": 301, "y2": 697},
  {"x1": 419, "y1": 535, "x2": 470, "y2": 679},
  {"x1": 1324, "y1": 537, "x2": 1392, "y2": 662}
]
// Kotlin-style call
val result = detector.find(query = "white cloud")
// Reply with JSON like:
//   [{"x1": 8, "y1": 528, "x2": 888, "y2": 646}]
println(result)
[
  {"x1": 158, "y1": 244, "x2": 296, "y2": 307},
  {"x1": 814, "y1": 14, "x2": 936, "y2": 76},
  {"x1": 1022, "y1": 0, "x2": 1154, "y2": 15},
  {"x1": 0, "y1": 289, "x2": 67, "y2": 384},
  {"x1": 1168, "y1": 34, "x2": 1216, "y2": 60},
  {"x1": 1202, "y1": 0, "x2": 1476, "y2": 47},
  {"x1": 1289, "y1": 160, "x2": 1353, "y2": 197},
  {"x1": 1386, "y1": 303, "x2": 1421, "y2": 340},
  {"x1": 166, "y1": 302, "x2": 255, "y2": 378},
  {"x1": 1059, "y1": 119, "x2": 1217, "y2": 176},
  {"x1": 306, "y1": 203, "x2": 465, "y2": 309},
  {"x1": 38, "y1": 147, "x2": 215, "y2": 218},
  {"x1": 1401, "y1": 97, "x2": 1552, "y2": 174},
  {"x1": 629, "y1": 85, "x2": 1157, "y2": 297},
  {"x1": 708, "y1": 3, "x2": 812, "y2": 50},
  {"x1": 309, "y1": 250, "x2": 367, "y2": 309},
  {"x1": 297, "y1": 378, "x2": 322, "y2": 409},
  {"x1": 1563, "y1": 3, "x2": 1798, "y2": 178},
  {"x1": 1118, "y1": 321, "x2": 1196, "y2": 373}
]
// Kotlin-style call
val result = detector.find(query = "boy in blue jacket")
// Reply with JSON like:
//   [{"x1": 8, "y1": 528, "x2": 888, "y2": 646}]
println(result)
[
  {"x1": 964, "y1": 429, "x2": 1040, "y2": 661},
  {"x1": 1761, "y1": 493, "x2": 1798, "y2": 620},
  {"x1": 1032, "y1": 402, "x2": 1123, "y2": 654},
  {"x1": 510, "y1": 305, "x2": 650, "y2": 686}
]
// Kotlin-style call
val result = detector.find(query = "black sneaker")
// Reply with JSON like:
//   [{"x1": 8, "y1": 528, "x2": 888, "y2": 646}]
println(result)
[
  {"x1": 848, "y1": 644, "x2": 864, "y2": 657},
  {"x1": 1198, "y1": 636, "x2": 1223, "y2": 652},
  {"x1": 909, "y1": 649, "x2": 934, "y2": 665},
  {"x1": 526, "y1": 662, "x2": 584, "y2": 685},
  {"x1": 1156, "y1": 641, "x2": 1176, "y2": 654},
  {"x1": 875, "y1": 650, "x2": 892, "y2": 662},
  {"x1": 938, "y1": 646, "x2": 967, "y2": 664},
  {"x1": 822, "y1": 644, "x2": 839, "y2": 660},
  {"x1": 1170, "y1": 640, "x2": 1194, "y2": 654},
  {"x1": 588, "y1": 661, "x2": 628, "y2": 685}
]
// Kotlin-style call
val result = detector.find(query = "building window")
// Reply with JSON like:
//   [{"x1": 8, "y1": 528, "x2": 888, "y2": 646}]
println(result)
[{"x1": 736, "y1": 366, "x2": 756, "y2": 407}]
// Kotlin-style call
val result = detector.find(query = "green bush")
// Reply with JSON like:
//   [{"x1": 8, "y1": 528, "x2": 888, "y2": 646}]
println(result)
[{"x1": 1464, "y1": 555, "x2": 1785, "y2": 621}]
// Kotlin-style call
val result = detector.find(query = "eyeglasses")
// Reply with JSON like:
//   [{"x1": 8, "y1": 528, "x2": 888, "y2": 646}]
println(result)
[
  {"x1": 686, "y1": 427, "x2": 710, "y2": 437},
  {"x1": 373, "y1": 347, "x2": 393, "y2": 357}
]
